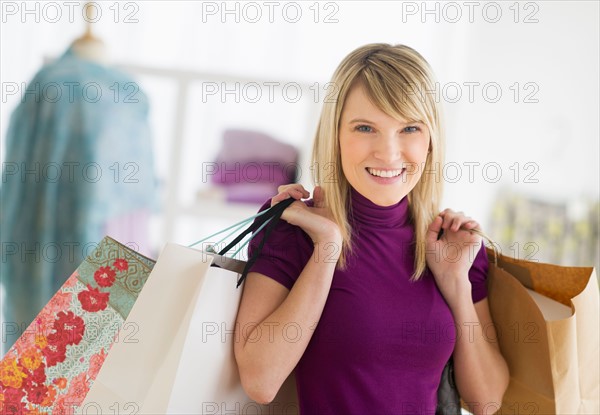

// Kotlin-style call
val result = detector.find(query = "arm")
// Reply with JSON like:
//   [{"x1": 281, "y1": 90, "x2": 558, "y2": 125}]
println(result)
[
  {"x1": 234, "y1": 185, "x2": 341, "y2": 404},
  {"x1": 426, "y1": 210, "x2": 509, "y2": 414},
  {"x1": 452, "y1": 297, "x2": 509, "y2": 414}
]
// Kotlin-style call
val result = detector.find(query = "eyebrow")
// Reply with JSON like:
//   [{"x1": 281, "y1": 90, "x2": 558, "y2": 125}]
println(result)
[
  {"x1": 348, "y1": 118, "x2": 421, "y2": 125},
  {"x1": 348, "y1": 118, "x2": 374, "y2": 124}
]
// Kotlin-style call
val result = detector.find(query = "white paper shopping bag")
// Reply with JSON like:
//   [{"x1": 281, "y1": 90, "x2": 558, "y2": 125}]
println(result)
[
  {"x1": 79, "y1": 243, "x2": 299, "y2": 414},
  {"x1": 166, "y1": 255, "x2": 298, "y2": 415},
  {"x1": 79, "y1": 243, "x2": 212, "y2": 413}
]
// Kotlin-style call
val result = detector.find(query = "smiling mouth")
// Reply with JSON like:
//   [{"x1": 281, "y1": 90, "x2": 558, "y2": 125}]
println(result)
[{"x1": 366, "y1": 167, "x2": 405, "y2": 178}]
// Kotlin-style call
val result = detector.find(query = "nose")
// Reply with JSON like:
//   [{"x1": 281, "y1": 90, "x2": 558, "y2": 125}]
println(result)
[{"x1": 373, "y1": 132, "x2": 402, "y2": 164}]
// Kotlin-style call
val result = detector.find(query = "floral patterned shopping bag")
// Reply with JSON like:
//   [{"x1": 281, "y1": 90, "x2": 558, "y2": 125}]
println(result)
[{"x1": 0, "y1": 237, "x2": 155, "y2": 415}]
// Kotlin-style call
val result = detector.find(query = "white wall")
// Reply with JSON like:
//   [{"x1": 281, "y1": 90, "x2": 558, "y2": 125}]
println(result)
[
  {"x1": 440, "y1": 1, "x2": 599, "y2": 225},
  {"x1": 1, "y1": 1, "x2": 598, "y2": 246}
]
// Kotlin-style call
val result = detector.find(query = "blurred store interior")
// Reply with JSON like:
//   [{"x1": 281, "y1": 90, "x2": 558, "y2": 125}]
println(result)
[{"x1": 1, "y1": 1, "x2": 598, "y2": 357}]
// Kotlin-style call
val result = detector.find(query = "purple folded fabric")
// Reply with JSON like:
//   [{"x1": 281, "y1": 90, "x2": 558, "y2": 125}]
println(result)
[
  {"x1": 211, "y1": 129, "x2": 299, "y2": 187},
  {"x1": 223, "y1": 183, "x2": 279, "y2": 204}
]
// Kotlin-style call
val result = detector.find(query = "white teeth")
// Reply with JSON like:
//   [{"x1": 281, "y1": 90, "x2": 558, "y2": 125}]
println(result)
[{"x1": 367, "y1": 168, "x2": 403, "y2": 178}]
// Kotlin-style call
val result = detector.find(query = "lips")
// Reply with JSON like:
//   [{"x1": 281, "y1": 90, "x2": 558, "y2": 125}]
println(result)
[{"x1": 366, "y1": 167, "x2": 405, "y2": 178}]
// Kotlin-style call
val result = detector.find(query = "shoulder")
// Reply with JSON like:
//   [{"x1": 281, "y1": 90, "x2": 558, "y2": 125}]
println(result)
[
  {"x1": 246, "y1": 198, "x2": 314, "y2": 289},
  {"x1": 252, "y1": 198, "x2": 313, "y2": 239}
]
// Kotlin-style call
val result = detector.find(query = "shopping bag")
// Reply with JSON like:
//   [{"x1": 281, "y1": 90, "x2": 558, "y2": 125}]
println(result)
[
  {"x1": 486, "y1": 247, "x2": 599, "y2": 414},
  {"x1": 168, "y1": 249, "x2": 299, "y2": 414},
  {"x1": 79, "y1": 199, "x2": 298, "y2": 414},
  {"x1": 0, "y1": 237, "x2": 155, "y2": 415},
  {"x1": 80, "y1": 243, "x2": 298, "y2": 414},
  {"x1": 1, "y1": 199, "x2": 299, "y2": 414}
]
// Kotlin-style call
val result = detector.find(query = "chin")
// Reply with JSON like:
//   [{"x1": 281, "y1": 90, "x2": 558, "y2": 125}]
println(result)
[
  {"x1": 364, "y1": 192, "x2": 404, "y2": 207},
  {"x1": 375, "y1": 198, "x2": 403, "y2": 207}
]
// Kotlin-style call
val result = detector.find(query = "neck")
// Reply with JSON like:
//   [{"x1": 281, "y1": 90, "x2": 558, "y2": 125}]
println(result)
[
  {"x1": 70, "y1": 35, "x2": 109, "y2": 65},
  {"x1": 349, "y1": 187, "x2": 410, "y2": 229}
]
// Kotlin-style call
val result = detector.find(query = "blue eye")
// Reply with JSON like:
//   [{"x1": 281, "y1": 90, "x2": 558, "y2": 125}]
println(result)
[
  {"x1": 355, "y1": 125, "x2": 373, "y2": 133},
  {"x1": 404, "y1": 126, "x2": 420, "y2": 133}
]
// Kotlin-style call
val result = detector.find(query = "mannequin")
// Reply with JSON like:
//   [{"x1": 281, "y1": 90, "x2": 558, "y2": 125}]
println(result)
[
  {"x1": 1, "y1": 2, "x2": 156, "y2": 354},
  {"x1": 71, "y1": 31, "x2": 109, "y2": 65},
  {"x1": 70, "y1": 3, "x2": 109, "y2": 65}
]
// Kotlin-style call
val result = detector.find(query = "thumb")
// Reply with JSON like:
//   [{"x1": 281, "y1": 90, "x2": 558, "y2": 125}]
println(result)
[
  {"x1": 426, "y1": 215, "x2": 443, "y2": 245},
  {"x1": 313, "y1": 186, "x2": 325, "y2": 208}
]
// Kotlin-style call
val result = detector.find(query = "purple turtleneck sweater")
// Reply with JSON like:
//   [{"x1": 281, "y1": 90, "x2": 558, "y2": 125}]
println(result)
[{"x1": 247, "y1": 188, "x2": 489, "y2": 414}]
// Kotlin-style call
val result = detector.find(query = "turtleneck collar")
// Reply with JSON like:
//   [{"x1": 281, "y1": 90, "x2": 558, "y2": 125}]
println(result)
[{"x1": 348, "y1": 187, "x2": 411, "y2": 228}]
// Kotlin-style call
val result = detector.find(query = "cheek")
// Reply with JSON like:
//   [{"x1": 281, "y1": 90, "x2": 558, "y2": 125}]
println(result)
[
  {"x1": 339, "y1": 135, "x2": 358, "y2": 173},
  {"x1": 339, "y1": 150, "x2": 354, "y2": 184},
  {"x1": 341, "y1": 144, "x2": 373, "y2": 186},
  {"x1": 407, "y1": 137, "x2": 430, "y2": 162},
  {"x1": 410, "y1": 141, "x2": 431, "y2": 182}
]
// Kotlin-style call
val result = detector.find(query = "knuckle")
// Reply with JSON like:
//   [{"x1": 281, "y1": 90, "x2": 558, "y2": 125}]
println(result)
[{"x1": 280, "y1": 183, "x2": 298, "y2": 191}]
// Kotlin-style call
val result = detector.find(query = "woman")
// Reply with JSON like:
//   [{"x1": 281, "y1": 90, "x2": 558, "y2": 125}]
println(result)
[{"x1": 234, "y1": 43, "x2": 509, "y2": 414}]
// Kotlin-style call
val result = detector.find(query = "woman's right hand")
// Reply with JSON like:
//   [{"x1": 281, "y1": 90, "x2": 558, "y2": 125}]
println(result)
[
  {"x1": 236, "y1": 185, "x2": 343, "y2": 402},
  {"x1": 271, "y1": 184, "x2": 341, "y2": 246}
]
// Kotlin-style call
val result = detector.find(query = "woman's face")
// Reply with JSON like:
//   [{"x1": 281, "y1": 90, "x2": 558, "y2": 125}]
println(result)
[{"x1": 339, "y1": 82, "x2": 431, "y2": 206}]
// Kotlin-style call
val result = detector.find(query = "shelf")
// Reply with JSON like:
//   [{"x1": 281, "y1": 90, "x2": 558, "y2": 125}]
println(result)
[{"x1": 178, "y1": 199, "x2": 262, "y2": 221}]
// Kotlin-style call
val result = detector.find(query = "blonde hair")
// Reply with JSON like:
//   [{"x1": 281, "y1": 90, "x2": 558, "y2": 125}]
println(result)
[{"x1": 310, "y1": 43, "x2": 445, "y2": 281}]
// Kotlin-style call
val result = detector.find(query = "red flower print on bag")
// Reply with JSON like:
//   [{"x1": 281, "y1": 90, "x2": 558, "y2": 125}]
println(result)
[
  {"x1": 78, "y1": 285, "x2": 110, "y2": 312},
  {"x1": 0, "y1": 387, "x2": 26, "y2": 414},
  {"x1": 26, "y1": 384, "x2": 49, "y2": 405},
  {"x1": 64, "y1": 372, "x2": 89, "y2": 405},
  {"x1": 34, "y1": 312, "x2": 58, "y2": 341},
  {"x1": 88, "y1": 348, "x2": 107, "y2": 379},
  {"x1": 31, "y1": 364, "x2": 46, "y2": 386},
  {"x1": 113, "y1": 258, "x2": 128, "y2": 271},
  {"x1": 42, "y1": 341, "x2": 67, "y2": 368},
  {"x1": 21, "y1": 373, "x2": 34, "y2": 391},
  {"x1": 47, "y1": 291, "x2": 73, "y2": 313},
  {"x1": 47, "y1": 311, "x2": 85, "y2": 347},
  {"x1": 53, "y1": 377, "x2": 67, "y2": 390},
  {"x1": 52, "y1": 393, "x2": 75, "y2": 415},
  {"x1": 93, "y1": 266, "x2": 116, "y2": 287},
  {"x1": 28, "y1": 402, "x2": 51, "y2": 414},
  {"x1": 40, "y1": 384, "x2": 57, "y2": 407}
]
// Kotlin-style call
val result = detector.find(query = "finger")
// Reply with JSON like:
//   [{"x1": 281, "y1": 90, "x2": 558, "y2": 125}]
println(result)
[
  {"x1": 441, "y1": 213, "x2": 454, "y2": 230},
  {"x1": 277, "y1": 183, "x2": 301, "y2": 192},
  {"x1": 270, "y1": 192, "x2": 290, "y2": 206},
  {"x1": 452, "y1": 215, "x2": 473, "y2": 232},
  {"x1": 277, "y1": 183, "x2": 309, "y2": 198},
  {"x1": 426, "y1": 215, "x2": 443, "y2": 244},
  {"x1": 438, "y1": 208, "x2": 451, "y2": 217},
  {"x1": 440, "y1": 212, "x2": 463, "y2": 231},
  {"x1": 271, "y1": 187, "x2": 303, "y2": 206},
  {"x1": 451, "y1": 216, "x2": 465, "y2": 232},
  {"x1": 463, "y1": 222, "x2": 482, "y2": 236},
  {"x1": 463, "y1": 220, "x2": 479, "y2": 229},
  {"x1": 290, "y1": 188, "x2": 303, "y2": 198},
  {"x1": 313, "y1": 186, "x2": 325, "y2": 208}
]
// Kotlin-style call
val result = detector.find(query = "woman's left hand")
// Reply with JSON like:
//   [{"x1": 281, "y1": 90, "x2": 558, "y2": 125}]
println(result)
[{"x1": 425, "y1": 209, "x2": 483, "y2": 305}]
